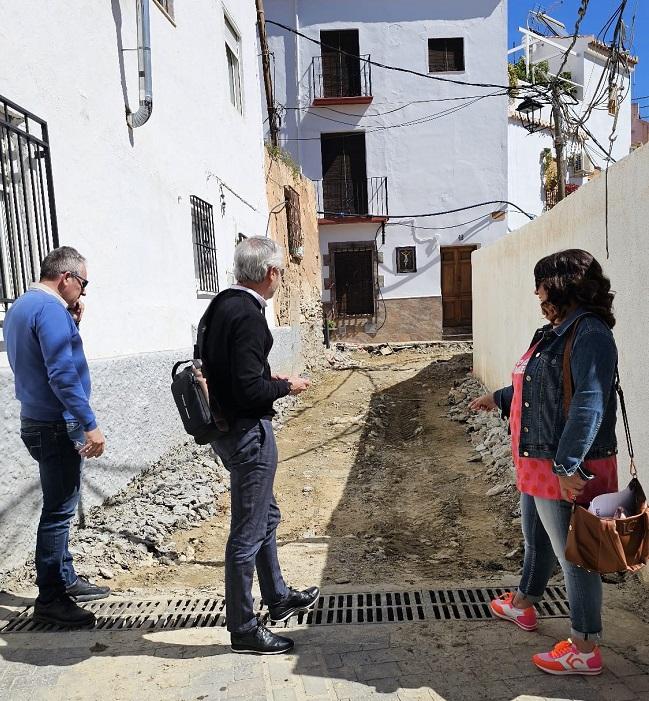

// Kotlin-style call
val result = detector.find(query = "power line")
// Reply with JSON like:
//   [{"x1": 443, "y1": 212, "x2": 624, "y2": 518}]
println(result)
[
  {"x1": 319, "y1": 200, "x2": 535, "y2": 222},
  {"x1": 267, "y1": 19, "x2": 530, "y2": 96}
]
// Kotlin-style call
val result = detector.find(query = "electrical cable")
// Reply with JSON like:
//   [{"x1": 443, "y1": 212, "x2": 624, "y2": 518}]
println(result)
[
  {"x1": 265, "y1": 200, "x2": 287, "y2": 236},
  {"x1": 267, "y1": 19, "x2": 542, "y2": 96}
]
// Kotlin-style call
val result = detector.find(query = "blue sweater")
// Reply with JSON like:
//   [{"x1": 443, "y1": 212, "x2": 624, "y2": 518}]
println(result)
[{"x1": 4, "y1": 289, "x2": 96, "y2": 430}]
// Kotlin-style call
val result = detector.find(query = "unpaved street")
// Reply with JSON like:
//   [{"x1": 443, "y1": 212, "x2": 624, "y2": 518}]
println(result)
[{"x1": 113, "y1": 346, "x2": 522, "y2": 595}]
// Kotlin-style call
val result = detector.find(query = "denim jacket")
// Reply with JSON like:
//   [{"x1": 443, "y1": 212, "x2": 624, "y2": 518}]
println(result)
[{"x1": 493, "y1": 309, "x2": 618, "y2": 478}]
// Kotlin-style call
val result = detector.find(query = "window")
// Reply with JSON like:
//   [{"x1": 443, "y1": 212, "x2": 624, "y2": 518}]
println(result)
[
  {"x1": 331, "y1": 245, "x2": 376, "y2": 316},
  {"x1": 320, "y1": 132, "x2": 367, "y2": 215},
  {"x1": 224, "y1": 15, "x2": 243, "y2": 113},
  {"x1": 320, "y1": 30, "x2": 362, "y2": 98},
  {"x1": 190, "y1": 196, "x2": 219, "y2": 295},
  {"x1": 153, "y1": 0, "x2": 174, "y2": 22},
  {"x1": 1, "y1": 95, "x2": 59, "y2": 315},
  {"x1": 428, "y1": 38, "x2": 465, "y2": 72},
  {"x1": 396, "y1": 246, "x2": 417, "y2": 273},
  {"x1": 284, "y1": 186, "x2": 303, "y2": 260}
]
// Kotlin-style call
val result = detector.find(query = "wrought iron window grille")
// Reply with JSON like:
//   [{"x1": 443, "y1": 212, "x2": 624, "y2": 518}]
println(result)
[{"x1": 190, "y1": 195, "x2": 219, "y2": 295}]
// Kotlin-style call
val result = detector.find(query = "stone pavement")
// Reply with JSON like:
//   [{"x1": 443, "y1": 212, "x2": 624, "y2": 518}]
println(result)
[{"x1": 1, "y1": 598, "x2": 648, "y2": 701}]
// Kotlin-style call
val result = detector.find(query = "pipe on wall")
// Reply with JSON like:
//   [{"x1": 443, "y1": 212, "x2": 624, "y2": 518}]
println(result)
[{"x1": 127, "y1": 0, "x2": 153, "y2": 128}]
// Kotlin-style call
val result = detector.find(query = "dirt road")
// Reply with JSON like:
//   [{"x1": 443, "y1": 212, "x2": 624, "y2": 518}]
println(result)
[{"x1": 113, "y1": 346, "x2": 524, "y2": 595}]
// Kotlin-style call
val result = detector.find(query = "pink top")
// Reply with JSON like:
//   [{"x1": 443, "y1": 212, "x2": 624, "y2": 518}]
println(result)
[{"x1": 510, "y1": 343, "x2": 618, "y2": 503}]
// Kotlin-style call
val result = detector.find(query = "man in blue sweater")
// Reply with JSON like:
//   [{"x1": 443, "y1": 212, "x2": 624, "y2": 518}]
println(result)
[{"x1": 4, "y1": 246, "x2": 108, "y2": 627}]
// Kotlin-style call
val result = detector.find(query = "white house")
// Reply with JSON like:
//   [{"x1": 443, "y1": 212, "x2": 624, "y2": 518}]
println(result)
[
  {"x1": 264, "y1": 0, "x2": 509, "y2": 342},
  {"x1": 507, "y1": 31, "x2": 636, "y2": 231},
  {"x1": 0, "y1": 0, "x2": 294, "y2": 572}
]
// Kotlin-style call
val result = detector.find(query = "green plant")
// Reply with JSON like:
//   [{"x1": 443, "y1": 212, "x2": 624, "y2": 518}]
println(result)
[
  {"x1": 266, "y1": 143, "x2": 301, "y2": 182},
  {"x1": 542, "y1": 148, "x2": 558, "y2": 190},
  {"x1": 508, "y1": 57, "x2": 576, "y2": 97}
]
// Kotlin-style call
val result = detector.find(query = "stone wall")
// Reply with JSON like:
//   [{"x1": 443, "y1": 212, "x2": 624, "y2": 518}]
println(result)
[{"x1": 265, "y1": 149, "x2": 324, "y2": 371}]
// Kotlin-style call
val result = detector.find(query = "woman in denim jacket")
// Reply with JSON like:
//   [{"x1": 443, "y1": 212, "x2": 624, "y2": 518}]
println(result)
[{"x1": 470, "y1": 249, "x2": 617, "y2": 676}]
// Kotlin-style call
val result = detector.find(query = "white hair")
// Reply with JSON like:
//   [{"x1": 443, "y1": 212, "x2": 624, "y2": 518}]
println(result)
[{"x1": 234, "y1": 237, "x2": 284, "y2": 283}]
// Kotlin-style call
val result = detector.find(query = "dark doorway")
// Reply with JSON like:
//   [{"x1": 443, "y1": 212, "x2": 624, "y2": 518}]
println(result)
[
  {"x1": 332, "y1": 248, "x2": 375, "y2": 316},
  {"x1": 440, "y1": 245, "x2": 477, "y2": 329},
  {"x1": 321, "y1": 29, "x2": 362, "y2": 98},
  {"x1": 321, "y1": 132, "x2": 367, "y2": 216}
]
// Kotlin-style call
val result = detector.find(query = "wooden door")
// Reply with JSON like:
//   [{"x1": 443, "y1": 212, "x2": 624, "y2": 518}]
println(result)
[
  {"x1": 320, "y1": 132, "x2": 367, "y2": 215},
  {"x1": 440, "y1": 246, "x2": 476, "y2": 328},
  {"x1": 320, "y1": 30, "x2": 361, "y2": 98},
  {"x1": 333, "y1": 248, "x2": 374, "y2": 315}
]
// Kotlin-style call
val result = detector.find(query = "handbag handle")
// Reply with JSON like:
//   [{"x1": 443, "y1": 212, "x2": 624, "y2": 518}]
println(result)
[{"x1": 562, "y1": 320, "x2": 636, "y2": 478}]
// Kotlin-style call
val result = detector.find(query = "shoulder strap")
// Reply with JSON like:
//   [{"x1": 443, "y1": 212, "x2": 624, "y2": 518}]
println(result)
[
  {"x1": 615, "y1": 369, "x2": 637, "y2": 477},
  {"x1": 562, "y1": 321, "x2": 580, "y2": 419}
]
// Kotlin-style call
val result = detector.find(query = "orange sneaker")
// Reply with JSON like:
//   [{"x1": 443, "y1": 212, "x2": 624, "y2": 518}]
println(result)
[
  {"x1": 532, "y1": 639, "x2": 603, "y2": 675},
  {"x1": 490, "y1": 592, "x2": 538, "y2": 631}
]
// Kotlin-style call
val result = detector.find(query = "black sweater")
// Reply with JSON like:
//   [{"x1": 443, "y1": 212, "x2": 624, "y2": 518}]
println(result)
[{"x1": 201, "y1": 289, "x2": 291, "y2": 422}]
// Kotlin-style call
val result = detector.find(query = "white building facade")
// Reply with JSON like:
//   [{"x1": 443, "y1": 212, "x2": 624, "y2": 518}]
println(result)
[
  {"x1": 264, "y1": 0, "x2": 508, "y2": 342},
  {"x1": 507, "y1": 33, "x2": 636, "y2": 231},
  {"x1": 0, "y1": 0, "x2": 296, "y2": 572}
]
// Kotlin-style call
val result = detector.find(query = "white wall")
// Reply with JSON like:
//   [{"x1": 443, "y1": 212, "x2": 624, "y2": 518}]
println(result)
[
  {"x1": 0, "y1": 0, "x2": 271, "y2": 366},
  {"x1": 266, "y1": 0, "x2": 508, "y2": 302},
  {"x1": 473, "y1": 141, "x2": 649, "y2": 490}
]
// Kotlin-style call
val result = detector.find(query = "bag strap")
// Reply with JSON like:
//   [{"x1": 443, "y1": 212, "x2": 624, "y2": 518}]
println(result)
[
  {"x1": 562, "y1": 318, "x2": 636, "y2": 479},
  {"x1": 615, "y1": 370, "x2": 637, "y2": 477}
]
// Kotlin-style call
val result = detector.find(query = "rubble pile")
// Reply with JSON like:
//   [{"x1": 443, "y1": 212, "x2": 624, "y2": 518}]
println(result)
[{"x1": 447, "y1": 374, "x2": 520, "y2": 519}]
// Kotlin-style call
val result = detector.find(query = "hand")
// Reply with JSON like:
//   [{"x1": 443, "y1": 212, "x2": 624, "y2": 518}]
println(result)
[
  {"x1": 287, "y1": 376, "x2": 310, "y2": 395},
  {"x1": 81, "y1": 427, "x2": 106, "y2": 458},
  {"x1": 68, "y1": 300, "x2": 85, "y2": 325},
  {"x1": 558, "y1": 473, "x2": 586, "y2": 502},
  {"x1": 191, "y1": 366, "x2": 209, "y2": 402},
  {"x1": 272, "y1": 373, "x2": 290, "y2": 381},
  {"x1": 468, "y1": 393, "x2": 497, "y2": 412}
]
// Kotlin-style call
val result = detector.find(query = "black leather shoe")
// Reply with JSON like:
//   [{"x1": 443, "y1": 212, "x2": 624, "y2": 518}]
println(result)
[
  {"x1": 66, "y1": 576, "x2": 111, "y2": 602},
  {"x1": 269, "y1": 586, "x2": 320, "y2": 622},
  {"x1": 230, "y1": 624, "x2": 294, "y2": 655},
  {"x1": 33, "y1": 595, "x2": 95, "y2": 628}
]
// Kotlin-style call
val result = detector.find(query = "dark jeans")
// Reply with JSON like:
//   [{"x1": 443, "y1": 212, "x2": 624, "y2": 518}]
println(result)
[
  {"x1": 20, "y1": 418, "x2": 84, "y2": 601},
  {"x1": 518, "y1": 493, "x2": 603, "y2": 640},
  {"x1": 211, "y1": 418, "x2": 289, "y2": 634}
]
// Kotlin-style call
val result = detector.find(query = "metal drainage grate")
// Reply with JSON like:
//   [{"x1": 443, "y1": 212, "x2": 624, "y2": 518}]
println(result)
[
  {"x1": 428, "y1": 586, "x2": 569, "y2": 621},
  {"x1": 0, "y1": 587, "x2": 568, "y2": 634}
]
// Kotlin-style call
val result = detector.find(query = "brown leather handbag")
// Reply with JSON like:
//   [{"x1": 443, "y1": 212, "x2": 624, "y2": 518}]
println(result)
[{"x1": 562, "y1": 324, "x2": 649, "y2": 573}]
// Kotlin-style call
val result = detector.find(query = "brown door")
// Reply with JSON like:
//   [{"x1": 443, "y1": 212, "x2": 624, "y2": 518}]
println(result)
[
  {"x1": 440, "y1": 246, "x2": 477, "y2": 328},
  {"x1": 320, "y1": 30, "x2": 362, "y2": 98},
  {"x1": 321, "y1": 132, "x2": 367, "y2": 215}
]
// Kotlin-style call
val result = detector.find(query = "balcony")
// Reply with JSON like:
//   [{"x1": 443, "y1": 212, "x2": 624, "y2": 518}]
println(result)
[
  {"x1": 316, "y1": 177, "x2": 388, "y2": 225},
  {"x1": 311, "y1": 54, "x2": 373, "y2": 106}
]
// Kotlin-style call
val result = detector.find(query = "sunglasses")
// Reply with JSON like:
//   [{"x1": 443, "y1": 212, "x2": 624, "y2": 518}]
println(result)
[{"x1": 68, "y1": 272, "x2": 89, "y2": 290}]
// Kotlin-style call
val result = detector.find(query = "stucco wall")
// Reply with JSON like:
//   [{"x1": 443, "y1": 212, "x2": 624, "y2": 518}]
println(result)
[
  {"x1": 265, "y1": 0, "x2": 509, "y2": 307},
  {"x1": 472, "y1": 142, "x2": 649, "y2": 490}
]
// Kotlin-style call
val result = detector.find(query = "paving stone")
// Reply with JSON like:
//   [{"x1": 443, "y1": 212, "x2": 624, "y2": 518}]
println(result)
[
  {"x1": 625, "y1": 674, "x2": 649, "y2": 693},
  {"x1": 396, "y1": 659, "x2": 431, "y2": 676},
  {"x1": 324, "y1": 652, "x2": 344, "y2": 669},
  {"x1": 356, "y1": 662, "x2": 401, "y2": 682},
  {"x1": 301, "y1": 672, "x2": 332, "y2": 696},
  {"x1": 272, "y1": 686, "x2": 299, "y2": 701}
]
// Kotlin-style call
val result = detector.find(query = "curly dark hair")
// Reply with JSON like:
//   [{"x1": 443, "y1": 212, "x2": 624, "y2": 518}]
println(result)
[{"x1": 534, "y1": 249, "x2": 616, "y2": 328}]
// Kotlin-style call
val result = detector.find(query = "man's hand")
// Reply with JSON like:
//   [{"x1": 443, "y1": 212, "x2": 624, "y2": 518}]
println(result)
[
  {"x1": 68, "y1": 301, "x2": 85, "y2": 326},
  {"x1": 558, "y1": 473, "x2": 586, "y2": 502},
  {"x1": 81, "y1": 427, "x2": 106, "y2": 458},
  {"x1": 272, "y1": 373, "x2": 290, "y2": 381},
  {"x1": 287, "y1": 376, "x2": 310, "y2": 395},
  {"x1": 468, "y1": 393, "x2": 497, "y2": 412}
]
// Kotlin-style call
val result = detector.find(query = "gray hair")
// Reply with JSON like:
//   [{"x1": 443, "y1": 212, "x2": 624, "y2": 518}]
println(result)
[
  {"x1": 234, "y1": 236, "x2": 284, "y2": 284},
  {"x1": 40, "y1": 246, "x2": 86, "y2": 280}
]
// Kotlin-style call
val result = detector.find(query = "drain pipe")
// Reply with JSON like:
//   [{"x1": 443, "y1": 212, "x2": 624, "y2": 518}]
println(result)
[{"x1": 127, "y1": 0, "x2": 153, "y2": 128}]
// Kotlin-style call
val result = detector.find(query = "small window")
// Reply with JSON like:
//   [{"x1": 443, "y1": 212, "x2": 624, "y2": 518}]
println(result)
[
  {"x1": 396, "y1": 246, "x2": 417, "y2": 273},
  {"x1": 284, "y1": 187, "x2": 303, "y2": 260},
  {"x1": 428, "y1": 38, "x2": 464, "y2": 73},
  {"x1": 153, "y1": 0, "x2": 174, "y2": 22},
  {"x1": 224, "y1": 15, "x2": 243, "y2": 113},
  {"x1": 191, "y1": 196, "x2": 219, "y2": 295}
]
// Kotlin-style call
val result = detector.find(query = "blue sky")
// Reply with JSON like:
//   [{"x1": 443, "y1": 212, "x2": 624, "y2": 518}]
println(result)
[{"x1": 508, "y1": 1, "x2": 649, "y2": 118}]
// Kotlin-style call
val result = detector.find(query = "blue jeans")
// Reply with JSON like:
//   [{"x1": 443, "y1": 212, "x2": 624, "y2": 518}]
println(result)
[
  {"x1": 20, "y1": 418, "x2": 84, "y2": 601},
  {"x1": 211, "y1": 418, "x2": 289, "y2": 634},
  {"x1": 518, "y1": 493, "x2": 603, "y2": 640}
]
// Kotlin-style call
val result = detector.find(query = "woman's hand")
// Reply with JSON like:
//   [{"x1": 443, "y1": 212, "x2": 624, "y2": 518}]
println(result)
[
  {"x1": 557, "y1": 473, "x2": 587, "y2": 502},
  {"x1": 469, "y1": 394, "x2": 497, "y2": 412}
]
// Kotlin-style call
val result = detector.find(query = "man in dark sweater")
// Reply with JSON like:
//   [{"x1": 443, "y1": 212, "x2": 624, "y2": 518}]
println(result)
[{"x1": 201, "y1": 236, "x2": 318, "y2": 655}]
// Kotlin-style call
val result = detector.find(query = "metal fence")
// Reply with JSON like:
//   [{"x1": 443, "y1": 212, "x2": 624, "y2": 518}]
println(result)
[
  {"x1": 316, "y1": 176, "x2": 388, "y2": 219},
  {"x1": 311, "y1": 54, "x2": 372, "y2": 101},
  {"x1": 190, "y1": 195, "x2": 219, "y2": 295},
  {"x1": 0, "y1": 95, "x2": 59, "y2": 311}
]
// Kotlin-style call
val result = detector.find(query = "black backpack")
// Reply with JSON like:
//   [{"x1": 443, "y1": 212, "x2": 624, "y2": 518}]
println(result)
[{"x1": 171, "y1": 300, "x2": 228, "y2": 444}]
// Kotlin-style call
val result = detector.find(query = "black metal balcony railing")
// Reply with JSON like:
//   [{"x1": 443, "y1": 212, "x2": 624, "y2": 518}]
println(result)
[
  {"x1": 316, "y1": 177, "x2": 388, "y2": 219},
  {"x1": 312, "y1": 54, "x2": 372, "y2": 101}
]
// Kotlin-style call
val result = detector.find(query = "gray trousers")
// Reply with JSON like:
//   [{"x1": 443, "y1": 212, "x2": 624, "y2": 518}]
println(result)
[{"x1": 211, "y1": 418, "x2": 289, "y2": 633}]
